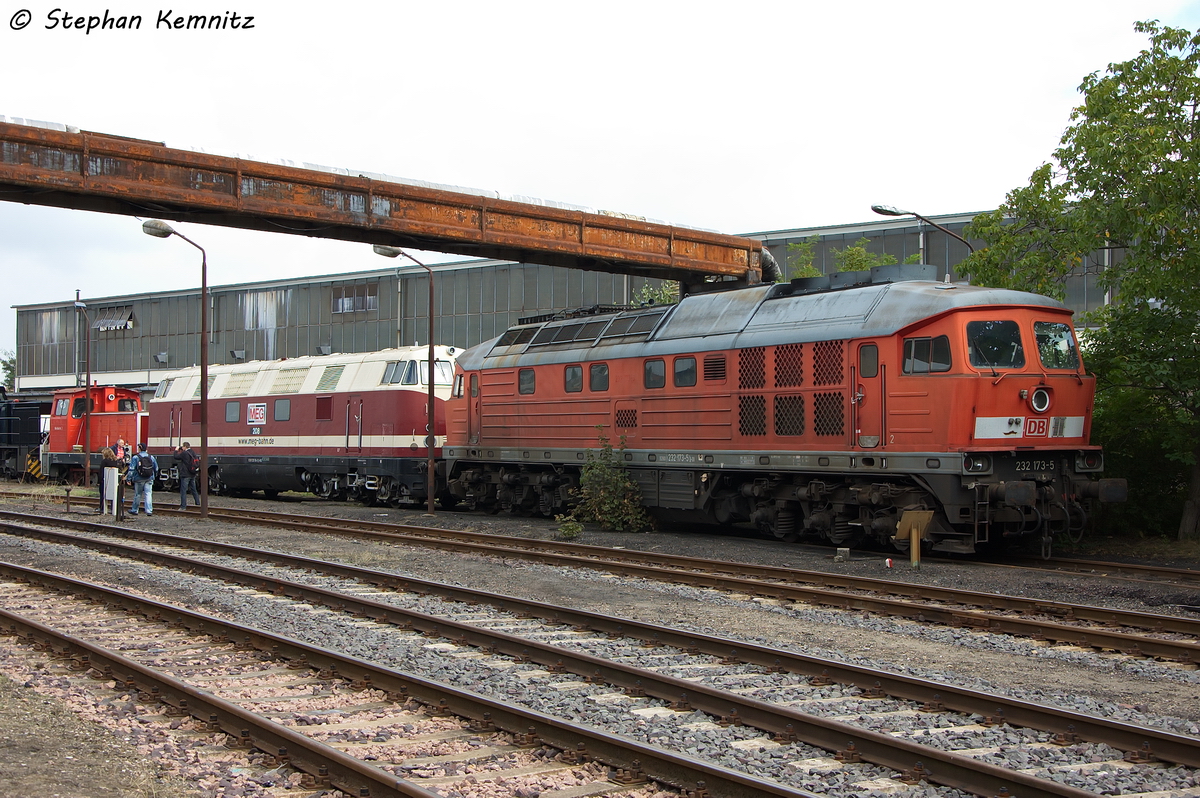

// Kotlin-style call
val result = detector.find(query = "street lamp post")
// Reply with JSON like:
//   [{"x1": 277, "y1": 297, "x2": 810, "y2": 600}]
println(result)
[
  {"x1": 870, "y1": 204, "x2": 975, "y2": 256},
  {"x1": 142, "y1": 219, "x2": 209, "y2": 519},
  {"x1": 74, "y1": 300, "x2": 92, "y2": 488},
  {"x1": 373, "y1": 244, "x2": 437, "y2": 515}
]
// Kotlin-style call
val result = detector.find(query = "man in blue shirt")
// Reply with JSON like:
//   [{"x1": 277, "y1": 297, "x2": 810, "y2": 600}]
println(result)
[{"x1": 126, "y1": 442, "x2": 159, "y2": 517}]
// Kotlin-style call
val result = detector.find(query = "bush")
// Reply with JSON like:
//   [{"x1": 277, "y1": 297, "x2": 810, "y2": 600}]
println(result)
[
  {"x1": 574, "y1": 427, "x2": 651, "y2": 532},
  {"x1": 1090, "y1": 386, "x2": 1190, "y2": 537}
]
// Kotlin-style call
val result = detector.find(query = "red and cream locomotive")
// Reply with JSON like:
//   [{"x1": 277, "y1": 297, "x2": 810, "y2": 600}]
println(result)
[
  {"x1": 147, "y1": 346, "x2": 457, "y2": 504},
  {"x1": 443, "y1": 264, "x2": 1126, "y2": 553}
]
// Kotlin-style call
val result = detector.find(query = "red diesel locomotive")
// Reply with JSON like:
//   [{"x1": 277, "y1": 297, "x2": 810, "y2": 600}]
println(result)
[
  {"x1": 44, "y1": 385, "x2": 144, "y2": 482},
  {"x1": 443, "y1": 264, "x2": 1126, "y2": 554}
]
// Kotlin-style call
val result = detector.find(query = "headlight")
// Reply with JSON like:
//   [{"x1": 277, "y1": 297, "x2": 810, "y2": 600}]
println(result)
[
  {"x1": 964, "y1": 454, "x2": 992, "y2": 473},
  {"x1": 1076, "y1": 451, "x2": 1104, "y2": 472},
  {"x1": 1030, "y1": 387, "x2": 1052, "y2": 414}
]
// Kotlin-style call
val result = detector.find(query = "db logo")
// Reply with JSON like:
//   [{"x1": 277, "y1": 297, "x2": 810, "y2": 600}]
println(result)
[{"x1": 1024, "y1": 417, "x2": 1048, "y2": 437}]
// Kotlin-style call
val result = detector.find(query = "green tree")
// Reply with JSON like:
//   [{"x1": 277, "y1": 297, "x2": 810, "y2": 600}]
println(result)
[
  {"x1": 963, "y1": 21, "x2": 1200, "y2": 539},
  {"x1": 1, "y1": 349, "x2": 13, "y2": 391},
  {"x1": 785, "y1": 236, "x2": 822, "y2": 279},
  {"x1": 634, "y1": 281, "x2": 679, "y2": 306}
]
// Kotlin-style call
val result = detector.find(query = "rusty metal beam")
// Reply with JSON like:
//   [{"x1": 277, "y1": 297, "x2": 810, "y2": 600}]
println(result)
[{"x1": 0, "y1": 120, "x2": 763, "y2": 283}]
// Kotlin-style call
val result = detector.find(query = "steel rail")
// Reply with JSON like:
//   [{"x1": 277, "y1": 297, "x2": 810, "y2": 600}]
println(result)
[
  {"x1": 5, "y1": 506, "x2": 1200, "y2": 663},
  {"x1": 103, "y1": 506, "x2": 1200, "y2": 657},
  {"x1": 6, "y1": 516, "x2": 1199, "y2": 773},
  {"x1": 0, "y1": 559, "x2": 819, "y2": 798}
]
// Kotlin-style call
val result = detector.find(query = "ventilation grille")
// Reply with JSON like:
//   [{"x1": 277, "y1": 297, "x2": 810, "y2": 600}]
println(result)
[
  {"x1": 270, "y1": 368, "x2": 309, "y2": 394},
  {"x1": 739, "y1": 394, "x2": 767, "y2": 436},
  {"x1": 774, "y1": 395, "x2": 806, "y2": 436},
  {"x1": 222, "y1": 371, "x2": 258, "y2": 397},
  {"x1": 775, "y1": 343, "x2": 804, "y2": 388},
  {"x1": 739, "y1": 347, "x2": 766, "y2": 389},
  {"x1": 704, "y1": 355, "x2": 727, "y2": 381},
  {"x1": 813, "y1": 392, "x2": 845, "y2": 436},
  {"x1": 615, "y1": 408, "x2": 638, "y2": 428},
  {"x1": 316, "y1": 365, "x2": 345, "y2": 392},
  {"x1": 813, "y1": 341, "x2": 844, "y2": 386}
]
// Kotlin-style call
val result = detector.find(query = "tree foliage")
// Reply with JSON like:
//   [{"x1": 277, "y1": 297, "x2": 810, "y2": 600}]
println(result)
[
  {"x1": 962, "y1": 21, "x2": 1200, "y2": 538},
  {"x1": 0, "y1": 350, "x2": 13, "y2": 391},
  {"x1": 785, "y1": 236, "x2": 822, "y2": 279}
]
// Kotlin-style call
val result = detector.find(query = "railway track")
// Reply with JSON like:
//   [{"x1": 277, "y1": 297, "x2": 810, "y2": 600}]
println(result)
[
  {"x1": 0, "y1": 559, "x2": 802, "y2": 798},
  {"x1": 7, "y1": 501, "x2": 1200, "y2": 666},
  {"x1": 3, "y1": 514, "x2": 1200, "y2": 797}
]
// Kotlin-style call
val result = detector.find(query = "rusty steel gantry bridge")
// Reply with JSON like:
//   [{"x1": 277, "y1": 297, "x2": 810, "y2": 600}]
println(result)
[{"x1": 0, "y1": 120, "x2": 767, "y2": 287}]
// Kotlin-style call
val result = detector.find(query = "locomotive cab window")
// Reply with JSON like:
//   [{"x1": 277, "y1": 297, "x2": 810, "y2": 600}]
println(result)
[
  {"x1": 590, "y1": 363, "x2": 609, "y2": 392},
  {"x1": 564, "y1": 365, "x2": 583, "y2": 393},
  {"x1": 54, "y1": 398, "x2": 69, "y2": 416},
  {"x1": 644, "y1": 359, "x2": 666, "y2": 389},
  {"x1": 967, "y1": 320, "x2": 1025, "y2": 370},
  {"x1": 118, "y1": 399, "x2": 137, "y2": 412},
  {"x1": 70, "y1": 398, "x2": 93, "y2": 418},
  {"x1": 470, "y1": 373, "x2": 479, "y2": 397},
  {"x1": 518, "y1": 369, "x2": 536, "y2": 395},
  {"x1": 674, "y1": 357, "x2": 697, "y2": 387},
  {"x1": 1034, "y1": 321, "x2": 1081, "y2": 370},
  {"x1": 902, "y1": 336, "x2": 951, "y2": 374}
]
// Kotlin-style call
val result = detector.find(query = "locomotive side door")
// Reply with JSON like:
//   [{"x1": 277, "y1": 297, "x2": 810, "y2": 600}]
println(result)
[
  {"x1": 854, "y1": 343, "x2": 881, "y2": 449},
  {"x1": 467, "y1": 373, "x2": 480, "y2": 445},
  {"x1": 345, "y1": 394, "x2": 363, "y2": 453}
]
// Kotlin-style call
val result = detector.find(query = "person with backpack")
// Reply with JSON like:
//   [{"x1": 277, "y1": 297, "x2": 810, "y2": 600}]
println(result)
[
  {"x1": 125, "y1": 442, "x2": 158, "y2": 517},
  {"x1": 173, "y1": 441, "x2": 201, "y2": 510}
]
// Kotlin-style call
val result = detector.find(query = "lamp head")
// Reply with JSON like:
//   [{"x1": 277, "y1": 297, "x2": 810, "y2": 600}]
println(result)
[
  {"x1": 871, "y1": 204, "x2": 911, "y2": 217},
  {"x1": 372, "y1": 244, "x2": 403, "y2": 258},
  {"x1": 142, "y1": 219, "x2": 175, "y2": 238}
]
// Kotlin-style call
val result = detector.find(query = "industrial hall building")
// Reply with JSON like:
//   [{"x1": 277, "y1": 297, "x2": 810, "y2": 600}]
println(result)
[{"x1": 11, "y1": 210, "x2": 1112, "y2": 405}]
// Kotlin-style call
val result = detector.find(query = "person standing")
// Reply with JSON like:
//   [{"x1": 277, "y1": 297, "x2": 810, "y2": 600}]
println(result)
[
  {"x1": 126, "y1": 443, "x2": 158, "y2": 517},
  {"x1": 99, "y1": 446, "x2": 121, "y2": 515},
  {"x1": 114, "y1": 438, "x2": 129, "y2": 463},
  {"x1": 174, "y1": 441, "x2": 201, "y2": 510}
]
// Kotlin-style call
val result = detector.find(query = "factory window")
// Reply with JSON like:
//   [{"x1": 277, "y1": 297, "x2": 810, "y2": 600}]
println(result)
[
  {"x1": 674, "y1": 357, "x2": 697, "y2": 387},
  {"x1": 331, "y1": 283, "x2": 378, "y2": 313},
  {"x1": 966, "y1": 320, "x2": 1024, "y2": 370},
  {"x1": 589, "y1": 363, "x2": 609, "y2": 392},
  {"x1": 274, "y1": 399, "x2": 291, "y2": 422},
  {"x1": 316, "y1": 396, "x2": 333, "y2": 421},
  {"x1": 225, "y1": 402, "x2": 240, "y2": 423},
  {"x1": 519, "y1": 368, "x2": 536, "y2": 395},
  {"x1": 565, "y1": 365, "x2": 583, "y2": 393},
  {"x1": 903, "y1": 335, "x2": 952, "y2": 374},
  {"x1": 644, "y1": 359, "x2": 666, "y2": 389}
]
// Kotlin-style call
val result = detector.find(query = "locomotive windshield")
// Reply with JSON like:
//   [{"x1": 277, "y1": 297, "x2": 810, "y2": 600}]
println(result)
[
  {"x1": 1034, "y1": 321, "x2": 1081, "y2": 370},
  {"x1": 967, "y1": 320, "x2": 1025, "y2": 370}
]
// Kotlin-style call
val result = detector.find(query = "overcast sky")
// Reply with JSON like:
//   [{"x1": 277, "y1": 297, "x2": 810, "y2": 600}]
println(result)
[{"x1": 3, "y1": 0, "x2": 1199, "y2": 356}]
